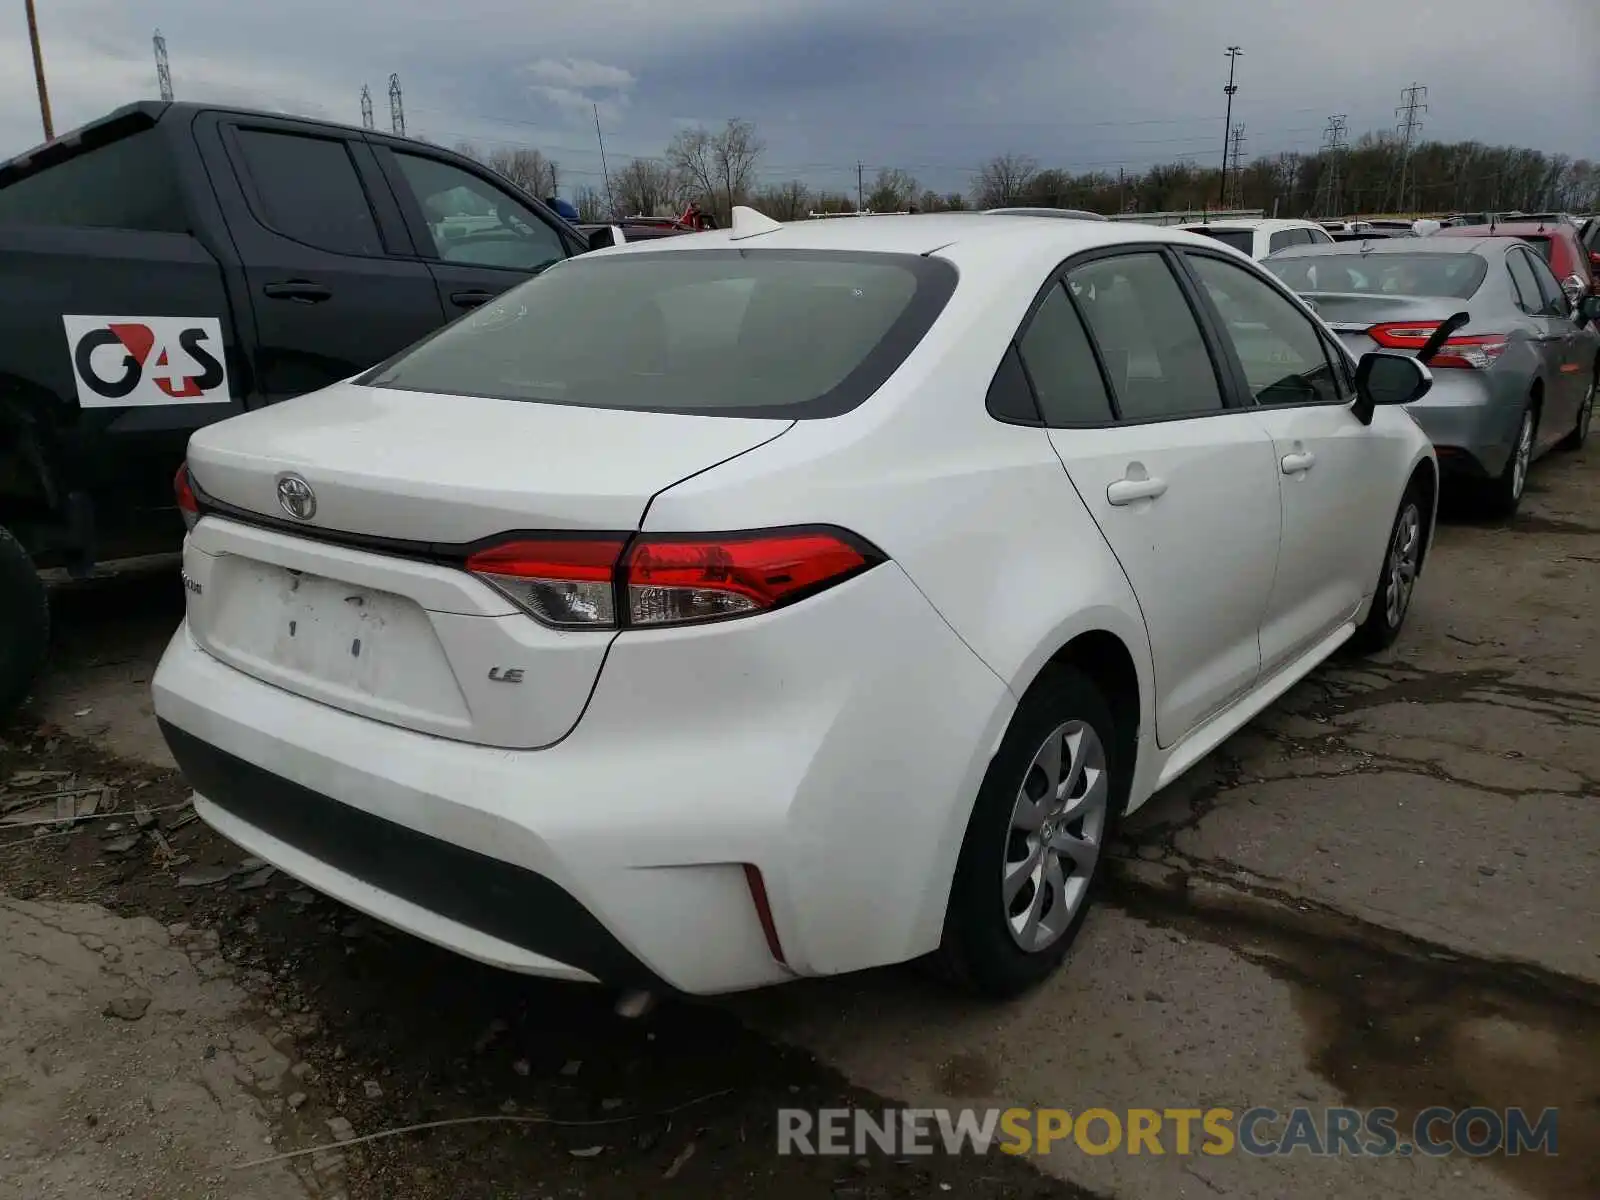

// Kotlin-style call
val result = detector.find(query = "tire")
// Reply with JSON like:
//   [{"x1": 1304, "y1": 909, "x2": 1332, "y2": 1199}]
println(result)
[
  {"x1": 932, "y1": 665, "x2": 1123, "y2": 999},
  {"x1": 1348, "y1": 478, "x2": 1427, "y2": 656},
  {"x1": 0, "y1": 524, "x2": 49, "y2": 716},
  {"x1": 1556, "y1": 365, "x2": 1595, "y2": 452},
  {"x1": 1478, "y1": 402, "x2": 1536, "y2": 519}
]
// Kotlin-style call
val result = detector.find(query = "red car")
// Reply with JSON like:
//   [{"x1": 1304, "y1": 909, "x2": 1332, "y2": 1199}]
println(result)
[{"x1": 1436, "y1": 221, "x2": 1599, "y2": 303}]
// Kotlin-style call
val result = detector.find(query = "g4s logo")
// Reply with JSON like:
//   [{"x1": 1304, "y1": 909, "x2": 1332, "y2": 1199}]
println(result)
[{"x1": 63, "y1": 315, "x2": 232, "y2": 408}]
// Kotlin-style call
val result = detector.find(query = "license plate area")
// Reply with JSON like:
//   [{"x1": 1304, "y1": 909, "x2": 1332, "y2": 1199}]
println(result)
[{"x1": 201, "y1": 557, "x2": 472, "y2": 729}]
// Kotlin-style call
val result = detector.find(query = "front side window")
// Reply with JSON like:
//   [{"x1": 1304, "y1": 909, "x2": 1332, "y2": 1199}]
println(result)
[
  {"x1": 393, "y1": 153, "x2": 567, "y2": 272},
  {"x1": 363, "y1": 249, "x2": 955, "y2": 419},
  {"x1": 1187, "y1": 253, "x2": 1341, "y2": 407},
  {"x1": 1064, "y1": 252, "x2": 1225, "y2": 422},
  {"x1": 234, "y1": 129, "x2": 384, "y2": 256}
]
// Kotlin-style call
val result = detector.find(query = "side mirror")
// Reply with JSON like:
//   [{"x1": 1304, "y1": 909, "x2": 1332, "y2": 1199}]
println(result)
[
  {"x1": 1578, "y1": 295, "x2": 1600, "y2": 324},
  {"x1": 586, "y1": 225, "x2": 625, "y2": 252},
  {"x1": 1561, "y1": 274, "x2": 1586, "y2": 308},
  {"x1": 1352, "y1": 350, "x2": 1433, "y2": 425}
]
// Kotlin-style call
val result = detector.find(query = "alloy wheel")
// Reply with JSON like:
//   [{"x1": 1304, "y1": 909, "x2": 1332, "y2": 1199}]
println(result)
[
  {"x1": 1581, "y1": 380, "x2": 1595, "y2": 444},
  {"x1": 1003, "y1": 720, "x2": 1109, "y2": 953},
  {"x1": 1511, "y1": 412, "x2": 1534, "y2": 500},
  {"x1": 1385, "y1": 502, "x2": 1422, "y2": 628}
]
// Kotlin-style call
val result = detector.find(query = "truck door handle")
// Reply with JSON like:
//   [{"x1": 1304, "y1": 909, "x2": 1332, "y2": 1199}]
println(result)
[
  {"x1": 450, "y1": 290, "x2": 496, "y2": 309},
  {"x1": 1281, "y1": 451, "x2": 1317, "y2": 474},
  {"x1": 1106, "y1": 476, "x2": 1168, "y2": 505},
  {"x1": 262, "y1": 281, "x2": 332, "y2": 304}
]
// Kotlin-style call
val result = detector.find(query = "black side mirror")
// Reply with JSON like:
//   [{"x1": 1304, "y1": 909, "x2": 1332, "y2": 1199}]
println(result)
[
  {"x1": 587, "y1": 226, "x2": 619, "y2": 252},
  {"x1": 1352, "y1": 350, "x2": 1433, "y2": 425},
  {"x1": 1576, "y1": 295, "x2": 1600, "y2": 325}
]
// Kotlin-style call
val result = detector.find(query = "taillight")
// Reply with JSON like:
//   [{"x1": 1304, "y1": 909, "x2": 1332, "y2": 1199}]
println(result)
[
  {"x1": 174, "y1": 462, "x2": 200, "y2": 531},
  {"x1": 465, "y1": 527, "x2": 884, "y2": 630},
  {"x1": 1367, "y1": 322, "x2": 1509, "y2": 370}
]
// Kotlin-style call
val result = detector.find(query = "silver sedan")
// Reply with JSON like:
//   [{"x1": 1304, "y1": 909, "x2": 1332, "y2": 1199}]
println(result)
[{"x1": 1264, "y1": 237, "x2": 1599, "y2": 516}]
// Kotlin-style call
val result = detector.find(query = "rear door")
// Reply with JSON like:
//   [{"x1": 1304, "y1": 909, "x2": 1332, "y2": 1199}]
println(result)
[
  {"x1": 199, "y1": 113, "x2": 446, "y2": 405},
  {"x1": 1027, "y1": 247, "x2": 1282, "y2": 747},
  {"x1": 1180, "y1": 249, "x2": 1396, "y2": 670},
  {"x1": 1520, "y1": 247, "x2": 1586, "y2": 436},
  {"x1": 370, "y1": 144, "x2": 584, "y2": 319}
]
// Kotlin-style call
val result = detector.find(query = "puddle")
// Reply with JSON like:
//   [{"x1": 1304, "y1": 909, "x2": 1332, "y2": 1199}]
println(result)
[{"x1": 1112, "y1": 877, "x2": 1600, "y2": 1200}]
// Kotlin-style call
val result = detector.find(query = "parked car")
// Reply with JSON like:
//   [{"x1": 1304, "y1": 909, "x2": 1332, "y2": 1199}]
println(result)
[
  {"x1": 1435, "y1": 221, "x2": 1600, "y2": 309},
  {"x1": 1265, "y1": 238, "x2": 1600, "y2": 515},
  {"x1": 1177, "y1": 217, "x2": 1335, "y2": 259},
  {"x1": 0, "y1": 100, "x2": 614, "y2": 713},
  {"x1": 154, "y1": 210, "x2": 1439, "y2": 1000}
]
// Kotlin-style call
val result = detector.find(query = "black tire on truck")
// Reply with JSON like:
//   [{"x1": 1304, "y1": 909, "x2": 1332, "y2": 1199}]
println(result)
[{"x1": 0, "y1": 524, "x2": 49, "y2": 715}]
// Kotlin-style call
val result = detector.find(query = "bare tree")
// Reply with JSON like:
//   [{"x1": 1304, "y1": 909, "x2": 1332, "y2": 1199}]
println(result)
[
  {"x1": 971, "y1": 153, "x2": 1039, "y2": 208},
  {"x1": 865, "y1": 168, "x2": 919, "y2": 212},
  {"x1": 612, "y1": 158, "x2": 678, "y2": 217},
  {"x1": 752, "y1": 180, "x2": 812, "y2": 221},
  {"x1": 666, "y1": 118, "x2": 765, "y2": 222},
  {"x1": 453, "y1": 140, "x2": 485, "y2": 162},
  {"x1": 573, "y1": 185, "x2": 607, "y2": 223},
  {"x1": 486, "y1": 148, "x2": 560, "y2": 199}
]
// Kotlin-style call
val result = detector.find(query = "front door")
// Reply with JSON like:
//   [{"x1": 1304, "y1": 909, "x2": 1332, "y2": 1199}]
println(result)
[
  {"x1": 1029, "y1": 249, "x2": 1282, "y2": 747},
  {"x1": 207, "y1": 117, "x2": 446, "y2": 404},
  {"x1": 1179, "y1": 249, "x2": 1398, "y2": 673}
]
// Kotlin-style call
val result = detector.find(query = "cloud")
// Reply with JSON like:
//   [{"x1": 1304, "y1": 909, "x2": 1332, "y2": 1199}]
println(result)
[{"x1": 527, "y1": 58, "x2": 635, "y2": 92}]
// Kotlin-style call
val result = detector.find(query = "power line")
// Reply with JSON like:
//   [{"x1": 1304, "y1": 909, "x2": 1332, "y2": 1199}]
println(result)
[{"x1": 153, "y1": 29, "x2": 173, "y2": 102}]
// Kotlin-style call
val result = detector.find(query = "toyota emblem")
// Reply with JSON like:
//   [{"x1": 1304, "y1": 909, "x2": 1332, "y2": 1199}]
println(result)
[{"x1": 276, "y1": 474, "x2": 317, "y2": 521}]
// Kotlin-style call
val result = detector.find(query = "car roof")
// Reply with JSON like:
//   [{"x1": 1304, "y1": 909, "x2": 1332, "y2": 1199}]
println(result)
[
  {"x1": 1436, "y1": 222, "x2": 1565, "y2": 238},
  {"x1": 595, "y1": 211, "x2": 1222, "y2": 260},
  {"x1": 1268, "y1": 236, "x2": 1499, "y2": 260}
]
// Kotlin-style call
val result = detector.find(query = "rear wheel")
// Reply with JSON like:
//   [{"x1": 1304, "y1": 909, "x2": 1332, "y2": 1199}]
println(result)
[
  {"x1": 1349, "y1": 479, "x2": 1427, "y2": 655},
  {"x1": 933, "y1": 665, "x2": 1122, "y2": 998},
  {"x1": 1557, "y1": 366, "x2": 1595, "y2": 451},
  {"x1": 1479, "y1": 402, "x2": 1536, "y2": 519},
  {"x1": 0, "y1": 524, "x2": 49, "y2": 715}
]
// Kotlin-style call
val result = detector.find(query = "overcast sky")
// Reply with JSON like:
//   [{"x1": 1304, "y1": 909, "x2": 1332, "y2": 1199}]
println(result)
[{"x1": 4, "y1": 0, "x2": 1596, "y2": 199}]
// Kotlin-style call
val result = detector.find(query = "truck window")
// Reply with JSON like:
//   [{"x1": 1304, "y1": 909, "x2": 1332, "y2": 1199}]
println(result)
[
  {"x1": 392, "y1": 152, "x2": 568, "y2": 273},
  {"x1": 233, "y1": 129, "x2": 385, "y2": 257},
  {"x1": 0, "y1": 129, "x2": 186, "y2": 232}
]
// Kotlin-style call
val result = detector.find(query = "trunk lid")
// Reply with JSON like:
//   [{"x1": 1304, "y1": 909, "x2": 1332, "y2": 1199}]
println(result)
[
  {"x1": 181, "y1": 382, "x2": 792, "y2": 748},
  {"x1": 1300, "y1": 293, "x2": 1458, "y2": 357}
]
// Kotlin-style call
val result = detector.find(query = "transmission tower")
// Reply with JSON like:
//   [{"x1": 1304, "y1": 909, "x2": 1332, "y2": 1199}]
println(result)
[
  {"x1": 1219, "y1": 46, "x2": 1242, "y2": 207},
  {"x1": 153, "y1": 29, "x2": 173, "y2": 102},
  {"x1": 1392, "y1": 83, "x2": 1428, "y2": 214},
  {"x1": 1315, "y1": 114, "x2": 1348, "y2": 216},
  {"x1": 1223, "y1": 124, "x2": 1247, "y2": 208},
  {"x1": 388, "y1": 73, "x2": 405, "y2": 137},
  {"x1": 359, "y1": 84, "x2": 375, "y2": 129}
]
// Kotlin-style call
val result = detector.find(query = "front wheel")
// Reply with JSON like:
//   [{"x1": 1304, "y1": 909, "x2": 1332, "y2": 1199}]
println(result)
[
  {"x1": 0, "y1": 524, "x2": 49, "y2": 715},
  {"x1": 932, "y1": 665, "x2": 1122, "y2": 998},
  {"x1": 1349, "y1": 480, "x2": 1427, "y2": 655}
]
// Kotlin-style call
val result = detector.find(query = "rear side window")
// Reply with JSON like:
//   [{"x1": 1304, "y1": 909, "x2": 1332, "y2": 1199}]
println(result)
[
  {"x1": 1017, "y1": 283, "x2": 1114, "y2": 424},
  {"x1": 363, "y1": 249, "x2": 957, "y2": 419},
  {"x1": 1518, "y1": 237, "x2": 1553, "y2": 263},
  {"x1": 233, "y1": 129, "x2": 384, "y2": 257},
  {"x1": 1506, "y1": 250, "x2": 1543, "y2": 313},
  {"x1": 1064, "y1": 252, "x2": 1225, "y2": 422},
  {"x1": 0, "y1": 129, "x2": 186, "y2": 232}
]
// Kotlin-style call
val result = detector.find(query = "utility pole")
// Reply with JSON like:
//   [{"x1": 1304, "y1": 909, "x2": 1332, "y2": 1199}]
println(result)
[
  {"x1": 593, "y1": 104, "x2": 616, "y2": 219},
  {"x1": 1219, "y1": 46, "x2": 1242, "y2": 207},
  {"x1": 857, "y1": 162, "x2": 864, "y2": 213},
  {"x1": 388, "y1": 73, "x2": 405, "y2": 137},
  {"x1": 1224, "y1": 125, "x2": 1246, "y2": 209},
  {"x1": 1117, "y1": 167, "x2": 1126, "y2": 214},
  {"x1": 1316, "y1": 114, "x2": 1348, "y2": 217},
  {"x1": 359, "y1": 84, "x2": 375, "y2": 130},
  {"x1": 24, "y1": 0, "x2": 53, "y2": 141},
  {"x1": 153, "y1": 29, "x2": 173, "y2": 102},
  {"x1": 1392, "y1": 83, "x2": 1427, "y2": 215}
]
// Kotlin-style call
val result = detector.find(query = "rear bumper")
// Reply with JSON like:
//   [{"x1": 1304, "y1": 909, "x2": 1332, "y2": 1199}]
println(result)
[
  {"x1": 1404, "y1": 370, "x2": 1526, "y2": 479},
  {"x1": 151, "y1": 562, "x2": 1014, "y2": 995}
]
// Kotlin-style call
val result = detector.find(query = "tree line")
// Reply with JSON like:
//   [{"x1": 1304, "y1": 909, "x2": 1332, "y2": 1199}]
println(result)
[{"x1": 451, "y1": 119, "x2": 1600, "y2": 223}]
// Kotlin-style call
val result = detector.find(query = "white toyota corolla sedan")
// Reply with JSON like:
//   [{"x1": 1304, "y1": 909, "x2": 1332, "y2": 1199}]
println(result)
[{"x1": 153, "y1": 209, "x2": 1438, "y2": 1000}]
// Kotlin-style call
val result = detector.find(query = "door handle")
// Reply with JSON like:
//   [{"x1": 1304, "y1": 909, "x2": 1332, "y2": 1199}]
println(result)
[
  {"x1": 1281, "y1": 451, "x2": 1317, "y2": 474},
  {"x1": 262, "y1": 281, "x2": 332, "y2": 304},
  {"x1": 450, "y1": 290, "x2": 496, "y2": 309},
  {"x1": 1106, "y1": 476, "x2": 1168, "y2": 505}
]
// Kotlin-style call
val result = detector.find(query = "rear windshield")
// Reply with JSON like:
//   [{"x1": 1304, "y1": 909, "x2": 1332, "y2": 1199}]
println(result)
[
  {"x1": 362, "y1": 249, "x2": 956, "y2": 419},
  {"x1": 1264, "y1": 252, "x2": 1487, "y2": 299},
  {"x1": 1184, "y1": 227, "x2": 1254, "y2": 254}
]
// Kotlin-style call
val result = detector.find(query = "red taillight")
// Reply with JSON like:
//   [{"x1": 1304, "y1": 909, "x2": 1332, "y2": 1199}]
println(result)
[
  {"x1": 1367, "y1": 322, "x2": 1509, "y2": 370},
  {"x1": 174, "y1": 462, "x2": 199, "y2": 531},
  {"x1": 465, "y1": 536, "x2": 628, "y2": 629},
  {"x1": 743, "y1": 864, "x2": 787, "y2": 965},
  {"x1": 464, "y1": 527, "x2": 882, "y2": 630}
]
